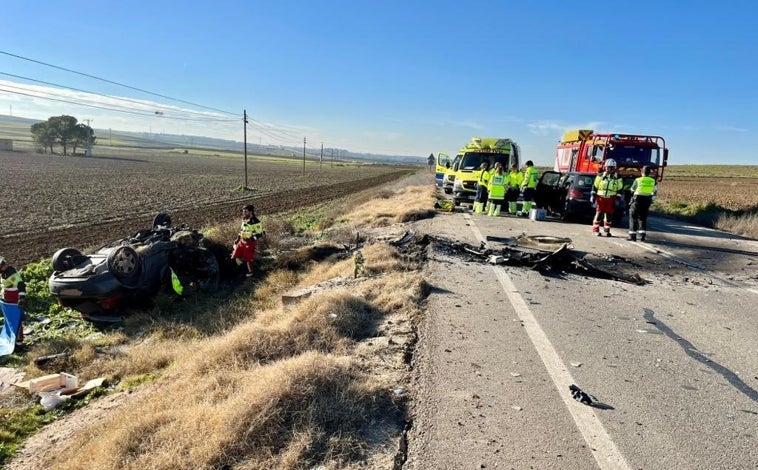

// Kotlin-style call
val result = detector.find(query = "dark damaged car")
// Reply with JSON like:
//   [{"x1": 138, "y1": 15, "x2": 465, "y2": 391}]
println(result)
[{"x1": 49, "y1": 213, "x2": 219, "y2": 319}]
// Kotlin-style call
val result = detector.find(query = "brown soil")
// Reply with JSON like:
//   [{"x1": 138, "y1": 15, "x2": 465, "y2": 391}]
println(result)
[{"x1": 0, "y1": 148, "x2": 411, "y2": 266}]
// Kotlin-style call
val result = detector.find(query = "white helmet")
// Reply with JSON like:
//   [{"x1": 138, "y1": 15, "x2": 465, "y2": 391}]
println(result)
[{"x1": 604, "y1": 158, "x2": 617, "y2": 168}]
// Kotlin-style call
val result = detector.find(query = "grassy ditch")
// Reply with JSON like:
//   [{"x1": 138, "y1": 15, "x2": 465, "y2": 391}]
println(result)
[{"x1": 0, "y1": 173, "x2": 436, "y2": 469}]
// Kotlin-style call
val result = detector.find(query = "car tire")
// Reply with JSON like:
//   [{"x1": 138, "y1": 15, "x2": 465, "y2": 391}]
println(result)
[
  {"x1": 444, "y1": 188, "x2": 452, "y2": 194},
  {"x1": 153, "y1": 212, "x2": 172, "y2": 229},
  {"x1": 52, "y1": 248, "x2": 84, "y2": 271},
  {"x1": 107, "y1": 246, "x2": 141, "y2": 287}
]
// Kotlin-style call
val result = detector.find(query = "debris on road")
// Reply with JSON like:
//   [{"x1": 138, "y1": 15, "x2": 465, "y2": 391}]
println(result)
[
  {"x1": 569, "y1": 384, "x2": 596, "y2": 406},
  {"x1": 431, "y1": 235, "x2": 648, "y2": 285}
]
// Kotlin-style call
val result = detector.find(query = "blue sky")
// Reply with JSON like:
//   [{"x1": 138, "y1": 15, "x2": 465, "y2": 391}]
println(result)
[{"x1": 1, "y1": 0, "x2": 756, "y2": 165}]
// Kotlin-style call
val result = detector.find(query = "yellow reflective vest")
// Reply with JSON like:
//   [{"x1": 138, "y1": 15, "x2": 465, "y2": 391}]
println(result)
[
  {"x1": 487, "y1": 172, "x2": 507, "y2": 199},
  {"x1": 632, "y1": 176, "x2": 656, "y2": 196},
  {"x1": 593, "y1": 174, "x2": 623, "y2": 197},
  {"x1": 521, "y1": 167, "x2": 539, "y2": 189},
  {"x1": 240, "y1": 217, "x2": 263, "y2": 241}
]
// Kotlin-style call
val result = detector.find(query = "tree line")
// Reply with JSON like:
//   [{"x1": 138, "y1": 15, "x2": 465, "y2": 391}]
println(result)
[{"x1": 31, "y1": 115, "x2": 96, "y2": 156}]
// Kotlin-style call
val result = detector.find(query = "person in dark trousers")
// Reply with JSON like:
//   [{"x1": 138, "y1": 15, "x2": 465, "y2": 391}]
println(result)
[
  {"x1": 0, "y1": 255, "x2": 26, "y2": 345},
  {"x1": 230, "y1": 204, "x2": 264, "y2": 277},
  {"x1": 473, "y1": 161, "x2": 490, "y2": 214},
  {"x1": 627, "y1": 166, "x2": 657, "y2": 241}
]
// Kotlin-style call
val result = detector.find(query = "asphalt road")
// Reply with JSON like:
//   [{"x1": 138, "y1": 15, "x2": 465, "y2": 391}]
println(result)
[{"x1": 405, "y1": 208, "x2": 758, "y2": 469}]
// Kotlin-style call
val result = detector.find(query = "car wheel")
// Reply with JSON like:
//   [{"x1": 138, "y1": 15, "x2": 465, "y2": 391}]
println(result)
[
  {"x1": 52, "y1": 247, "x2": 84, "y2": 271},
  {"x1": 444, "y1": 188, "x2": 452, "y2": 194},
  {"x1": 107, "y1": 246, "x2": 141, "y2": 286},
  {"x1": 153, "y1": 212, "x2": 172, "y2": 229}
]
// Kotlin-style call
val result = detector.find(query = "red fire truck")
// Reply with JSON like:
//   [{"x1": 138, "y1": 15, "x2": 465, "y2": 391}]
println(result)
[
  {"x1": 536, "y1": 130, "x2": 669, "y2": 222},
  {"x1": 554, "y1": 129, "x2": 668, "y2": 180}
]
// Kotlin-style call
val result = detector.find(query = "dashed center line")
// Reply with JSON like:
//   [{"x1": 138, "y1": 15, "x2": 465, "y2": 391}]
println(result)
[{"x1": 464, "y1": 214, "x2": 631, "y2": 470}]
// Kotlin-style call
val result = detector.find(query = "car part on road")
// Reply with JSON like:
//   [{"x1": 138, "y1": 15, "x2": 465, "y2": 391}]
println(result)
[{"x1": 430, "y1": 234, "x2": 647, "y2": 285}]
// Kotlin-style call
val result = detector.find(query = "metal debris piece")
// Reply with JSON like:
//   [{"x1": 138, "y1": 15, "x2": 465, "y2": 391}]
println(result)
[{"x1": 569, "y1": 384, "x2": 596, "y2": 406}]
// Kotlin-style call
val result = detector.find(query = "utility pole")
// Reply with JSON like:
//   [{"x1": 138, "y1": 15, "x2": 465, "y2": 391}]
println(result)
[
  {"x1": 109, "y1": 128, "x2": 112, "y2": 146},
  {"x1": 320, "y1": 142, "x2": 323, "y2": 169},
  {"x1": 331, "y1": 148, "x2": 334, "y2": 167},
  {"x1": 303, "y1": 137, "x2": 306, "y2": 175},
  {"x1": 243, "y1": 110, "x2": 249, "y2": 188}
]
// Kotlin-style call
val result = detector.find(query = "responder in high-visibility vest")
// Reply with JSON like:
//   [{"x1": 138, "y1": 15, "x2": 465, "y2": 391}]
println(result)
[
  {"x1": 590, "y1": 159, "x2": 624, "y2": 236},
  {"x1": 473, "y1": 161, "x2": 491, "y2": 214},
  {"x1": 627, "y1": 166, "x2": 657, "y2": 242},
  {"x1": 231, "y1": 204, "x2": 264, "y2": 278},
  {"x1": 0, "y1": 255, "x2": 26, "y2": 346},
  {"x1": 505, "y1": 163, "x2": 523, "y2": 215},
  {"x1": 518, "y1": 160, "x2": 540, "y2": 216},
  {"x1": 487, "y1": 162, "x2": 507, "y2": 216}
]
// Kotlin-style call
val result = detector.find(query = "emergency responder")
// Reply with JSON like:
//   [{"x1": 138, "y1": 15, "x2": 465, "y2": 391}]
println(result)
[
  {"x1": 231, "y1": 204, "x2": 264, "y2": 277},
  {"x1": 627, "y1": 166, "x2": 657, "y2": 242},
  {"x1": 0, "y1": 255, "x2": 26, "y2": 345},
  {"x1": 473, "y1": 161, "x2": 491, "y2": 214},
  {"x1": 518, "y1": 160, "x2": 539, "y2": 216},
  {"x1": 590, "y1": 159, "x2": 623, "y2": 236},
  {"x1": 487, "y1": 162, "x2": 507, "y2": 216},
  {"x1": 505, "y1": 163, "x2": 523, "y2": 215}
]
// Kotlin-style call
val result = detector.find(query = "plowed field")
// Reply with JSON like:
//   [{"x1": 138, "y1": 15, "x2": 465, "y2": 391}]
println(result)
[
  {"x1": 0, "y1": 149, "x2": 412, "y2": 266},
  {"x1": 657, "y1": 176, "x2": 758, "y2": 210}
]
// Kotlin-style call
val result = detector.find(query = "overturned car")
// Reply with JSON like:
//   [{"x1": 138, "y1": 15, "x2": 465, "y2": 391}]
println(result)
[{"x1": 49, "y1": 213, "x2": 219, "y2": 319}]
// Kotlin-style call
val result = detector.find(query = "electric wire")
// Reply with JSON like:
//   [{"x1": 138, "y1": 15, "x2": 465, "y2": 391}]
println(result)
[
  {"x1": 0, "y1": 71, "x2": 233, "y2": 120},
  {"x1": 0, "y1": 49, "x2": 238, "y2": 116},
  {"x1": 0, "y1": 49, "x2": 315, "y2": 147},
  {"x1": 0, "y1": 86, "x2": 237, "y2": 122}
]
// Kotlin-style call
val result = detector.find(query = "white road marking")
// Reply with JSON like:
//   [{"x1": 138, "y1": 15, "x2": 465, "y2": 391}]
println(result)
[{"x1": 464, "y1": 214, "x2": 631, "y2": 470}]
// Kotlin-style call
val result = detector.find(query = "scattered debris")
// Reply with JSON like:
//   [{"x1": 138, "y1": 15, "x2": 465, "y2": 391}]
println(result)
[
  {"x1": 433, "y1": 235, "x2": 647, "y2": 285},
  {"x1": 434, "y1": 200, "x2": 454, "y2": 212},
  {"x1": 569, "y1": 384, "x2": 596, "y2": 406},
  {"x1": 570, "y1": 362, "x2": 583, "y2": 368},
  {"x1": 15, "y1": 372, "x2": 105, "y2": 411},
  {"x1": 34, "y1": 351, "x2": 72, "y2": 367},
  {"x1": 511, "y1": 405, "x2": 523, "y2": 411}
]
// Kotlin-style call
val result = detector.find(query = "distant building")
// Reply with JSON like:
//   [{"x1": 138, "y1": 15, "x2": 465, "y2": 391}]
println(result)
[{"x1": 0, "y1": 139, "x2": 12, "y2": 151}]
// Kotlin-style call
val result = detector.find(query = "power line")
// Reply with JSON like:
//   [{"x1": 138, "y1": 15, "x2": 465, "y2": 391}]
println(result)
[
  {"x1": 0, "y1": 49, "x2": 311, "y2": 147},
  {"x1": 0, "y1": 49, "x2": 238, "y2": 116},
  {"x1": 0, "y1": 86, "x2": 236, "y2": 122},
  {"x1": 0, "y1": 71, "x2": 231, "y2": 120}
]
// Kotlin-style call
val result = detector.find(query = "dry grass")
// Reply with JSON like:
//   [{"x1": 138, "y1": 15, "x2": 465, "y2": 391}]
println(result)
[
  {"x1": 13, "y1": 175, "x2": 434, "y2": 469},
  {"x1": 714, "y1": 211, "x2": 758, "y2": 239},
  {"x1": 343, "y1": 185, "x2": 436, "y2": 227}
]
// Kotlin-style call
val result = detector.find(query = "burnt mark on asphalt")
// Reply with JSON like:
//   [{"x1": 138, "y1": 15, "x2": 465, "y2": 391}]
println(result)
[
  {"x1": 643, "y1": 308, "x2": 758, "y2": 402},
  {"x1": 427, "y1": 235, "x2": 648, "y2": 285}
]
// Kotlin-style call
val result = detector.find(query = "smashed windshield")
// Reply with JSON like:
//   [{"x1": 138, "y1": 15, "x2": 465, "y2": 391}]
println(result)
[{"x1": 608, "y1": 146, "x2": 660, "y2": 166}]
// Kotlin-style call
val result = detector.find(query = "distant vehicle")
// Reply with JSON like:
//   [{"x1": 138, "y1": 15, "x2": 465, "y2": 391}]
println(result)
[
  {"x1": 49, "y1": 213, "x2": 219, "y2": 320},
  {"x1": 536, "y1": 171, "x2": 626, "y2": 224},
  {"x1": 451, "y1": 137, "x2": 520, "y2": 206}
]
